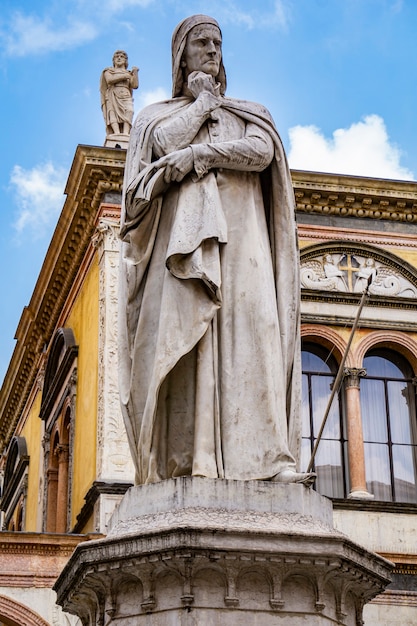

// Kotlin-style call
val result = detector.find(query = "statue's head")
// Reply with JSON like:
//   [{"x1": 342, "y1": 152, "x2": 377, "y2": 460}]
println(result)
[
  {"x1": 113, "y1": 50, "x2": 128, "y2": 69},
  {"x1": 172, "y1": 15, "x2": 227, "y2": 97}
]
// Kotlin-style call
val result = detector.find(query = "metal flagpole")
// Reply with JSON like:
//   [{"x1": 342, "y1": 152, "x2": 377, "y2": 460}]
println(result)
[{"x1": 306, "y1": 274, "x2": 373, "y2": 474}]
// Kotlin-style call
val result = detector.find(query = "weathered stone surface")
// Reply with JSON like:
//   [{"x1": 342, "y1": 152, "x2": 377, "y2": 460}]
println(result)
[
  {"x1": 100, "y1": 50, "x2": 138, "y2": 139},
  {"x1": 118, "y1": 14, "x2": 308, "y2": 487},
  {"x1": 54, "y1": 478, "x2": 393, "y2": 625}
]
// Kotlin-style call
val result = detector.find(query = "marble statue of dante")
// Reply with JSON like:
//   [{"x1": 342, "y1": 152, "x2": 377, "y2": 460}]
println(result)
[
  {"x1": 100, "y1": 50, "x2": 139, "y2": 136},
  {"x1": 119, "y1": 15, "x2": 312, "y2": 486}
]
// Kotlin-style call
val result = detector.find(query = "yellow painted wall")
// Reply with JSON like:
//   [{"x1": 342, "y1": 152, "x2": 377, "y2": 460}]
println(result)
[
  {"x1": 20, "y1": 391, "x2": 43, "y2": 531},
  {"x1": 386, "y1": 246, "x2": 417, "y2": 268},
  {"x1": 66, "y1": 256, "x2": 99, "y2": 528}
]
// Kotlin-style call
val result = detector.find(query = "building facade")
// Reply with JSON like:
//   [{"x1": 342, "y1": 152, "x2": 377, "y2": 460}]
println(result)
[{"x1": 0, "y1": 146, "x2": 416, "y2": 625}]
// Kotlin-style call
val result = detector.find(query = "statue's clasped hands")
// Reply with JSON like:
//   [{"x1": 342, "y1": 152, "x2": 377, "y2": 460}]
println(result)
[
  {"x1": 155, "y1": 147, "x2": 194, "y2": 183},
  {"x1": 153, "y1": 71, "x2": 220, "y2": 183}
]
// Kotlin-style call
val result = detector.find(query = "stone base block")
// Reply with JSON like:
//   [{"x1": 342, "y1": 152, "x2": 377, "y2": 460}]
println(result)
[
  {"x1": 104, "y1": 134, "x2": 129, "y2": 149},
  {"x1": 54, "y1": 478, "x2": 393, "y2": 625}
]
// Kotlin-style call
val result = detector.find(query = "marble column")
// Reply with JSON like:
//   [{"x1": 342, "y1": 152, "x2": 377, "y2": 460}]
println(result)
[
  {"x1": 344, "y1": 368, "x2": 373, "y2": 500},
  {"x1": 45, "y1": 465, "x2": 58, "y2": 532}
]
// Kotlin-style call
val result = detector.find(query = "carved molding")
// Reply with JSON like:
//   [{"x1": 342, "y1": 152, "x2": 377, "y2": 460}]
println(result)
[
  {"x1": 0, "y1": 595, "x2": 50, "y2": 626},
  {"x1": 354, "y1": 331, "x2": 417, "y2": 370},
  {"x1": 56, "y1": 534, "x2": 391, "y2": 625},
  {"x1": 91, "y1": 217, "x2": 120, "y2": 255},
  {"x1": 95, "y1": 209, "x2": 134, "y2": 489},
  {"x1": 292, "y1": 170, "x2": 417, "y2": 224},
  {"x1": 298, "y1": 223, "x2": 417, "y2": 250},
  {"x1": 370, "y1": 589, "x2": 417, "y2": 607},
  {"x1": 301, "y1": 324, "x2": 349, "y2": 366},
  {"x1": 72, "y1": 480, "x2": 132, "y2": 534}
]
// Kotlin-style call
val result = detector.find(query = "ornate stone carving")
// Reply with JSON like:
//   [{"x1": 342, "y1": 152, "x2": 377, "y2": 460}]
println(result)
[
  {"x1": 54, "y1": 478, "x2": 393, "y2": 625},
  {"x1": 100, "y1": 50, "x2": 139, "y2": 140},
  {"x1": 301, "y1": 252, "x2": 417, "y2": 298},
  {"x1": 343, "y1": 368, "x2": 367, "y2": 389},
  {"x1": 96, "y1": 212, "x2": 134, "y2": 496},
  {"x1": 293, "y1": 172, "x2": 417, "y2": 224}
]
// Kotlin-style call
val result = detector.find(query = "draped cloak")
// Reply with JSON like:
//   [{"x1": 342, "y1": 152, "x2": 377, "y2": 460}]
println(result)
[
  {"x1": 100, "y1": 67, "x2": 135, "y2": 132},
  {"x1": 119, "y1": 95, "x2": 302, "y2": 485}
]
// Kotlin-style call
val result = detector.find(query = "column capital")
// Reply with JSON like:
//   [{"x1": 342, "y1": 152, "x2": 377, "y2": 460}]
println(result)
[
  {"x1": 343, "y1": 367, "x2": 366, "y2": 389},
  {"x1": 56, "y1": 443, "x2": 70, "y2": 464}
]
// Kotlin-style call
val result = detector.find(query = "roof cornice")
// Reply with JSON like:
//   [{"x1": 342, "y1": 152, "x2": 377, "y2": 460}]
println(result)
[{"x1": 291, "y1": 169, "x2": 417, "y2": 222}]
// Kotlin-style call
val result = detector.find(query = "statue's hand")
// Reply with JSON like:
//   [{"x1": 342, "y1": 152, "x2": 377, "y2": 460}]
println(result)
[
  {"x1": 187, "y1": 71, "x2": 220, "y2": 98},
  {"x1": 154, "y1": 147, "x2": 194, "y2": 183}
]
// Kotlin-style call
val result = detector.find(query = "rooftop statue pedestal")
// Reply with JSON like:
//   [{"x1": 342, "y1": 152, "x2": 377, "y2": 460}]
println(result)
[
  {"x1": 104, "y1": 133, "x2": 130, "y2": 149},
  {"x1": 54, "y1": 477, "x2": 392, "y2": 625}
]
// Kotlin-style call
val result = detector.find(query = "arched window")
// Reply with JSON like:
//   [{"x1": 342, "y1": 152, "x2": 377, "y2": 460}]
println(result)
[
  {"x1": 301, "y1": 343, "x2": 347, "y2": 498},
  {"x1": 1, "y1": 437, "x2": 29, "y2": 530},
  {"x1": 40, "y1": 327, "x2": 77, "y2": 532},
  {"x1": 361, "y1": 349, "x2": 417, "y2": 503},
  {"x1": 46, "y1": 431, "x2": 59, "y2": 532}
]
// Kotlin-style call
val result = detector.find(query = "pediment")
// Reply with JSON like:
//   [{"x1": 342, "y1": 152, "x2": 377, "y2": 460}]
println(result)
[{"x1": 300, "y1": 242, "x2": 417, "y2": 299}]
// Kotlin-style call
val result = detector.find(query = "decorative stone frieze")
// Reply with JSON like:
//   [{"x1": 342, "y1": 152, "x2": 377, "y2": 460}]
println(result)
[
  {"x1": 301, "y1": 252, "x2": 417, "y2": 298},
  {"x1": 93, "y1": 212, "x2": 135, "y2": 493},
  {"x1": 292, "y1": 170, "x2": 417, "y2": 223}
]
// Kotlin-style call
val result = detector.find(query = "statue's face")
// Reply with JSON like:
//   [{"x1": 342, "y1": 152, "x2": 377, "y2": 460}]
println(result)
[
  {"x1": 113, "y1": 52, "x2": 127, "y2": 68},
  {"x1": 182, "y1": 24, "x2": 222, "y2": 78}
]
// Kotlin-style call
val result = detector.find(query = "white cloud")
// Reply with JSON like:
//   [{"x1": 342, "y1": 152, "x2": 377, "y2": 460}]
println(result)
[
  {"x1": 3, "y1": 12, "x2": 97, "y2": 56},
  {"x1": 269, "y1": 0, "x2": 291, "y2": 29},
  {"x1": 136, "y1": 87, "x2": 170, "y2": 111},
  {"x1": 183, "y1": 0, "x2": 291, "y2": 31},
  {"x1": 99, "y1": 0, "x2": 155, "y2": 11},
  {"x1": 288, "y1": 114, "x2": 414, "y2": 181},
  {"x1": 10, "y1": 162, "x2": 67, "y2": 238}
]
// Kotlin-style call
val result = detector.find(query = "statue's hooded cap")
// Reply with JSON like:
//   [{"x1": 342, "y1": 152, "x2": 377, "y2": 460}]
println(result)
[{"x1": 171, "y1": 15, "x2": 227, "y2": 97}]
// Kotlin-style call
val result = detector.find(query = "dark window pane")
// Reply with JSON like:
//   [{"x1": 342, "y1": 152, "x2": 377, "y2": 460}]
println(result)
[
  {"x1": 301, "y1": 345, "x2": 345, "y2": 498},
  {"x1": 301, "y1": 374, "x2": 311, "y2": 438},
  {"x1": 365, "y1": 442, "x2": 392, "y2": 501},
  {"x1": 388, "y1": 381, "x2": 413, "y2": 444},
  {"x1": 361, "y1": 378, "x2": 388, "y2": 443},
  {"x1": 315, "y1": 439, "x2": 343, "y2": 499},
  {"x1": 392, "y1": 445, "x2": 417, "y2": 503},
  {"x1": 312, "y1": 376, "x2": 339, "y2": 438},
  {"x1": 364, "y1": 349, "x2": 413, "y2": 378},
  {"x1": 301, "y1": 349, "x2": 333, "y2": 373},
  {"x1": 300, "y1": 437, "x2": 312, "y2": 475}
]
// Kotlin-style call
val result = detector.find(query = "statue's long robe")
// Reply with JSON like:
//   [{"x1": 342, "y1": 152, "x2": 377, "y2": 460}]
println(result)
[
  {"x1": 119, "y1": 95, "x2": 301, "y2": 485},
  {"x1": 100, "y1": 67, "x2": 135, "y2": 130}
]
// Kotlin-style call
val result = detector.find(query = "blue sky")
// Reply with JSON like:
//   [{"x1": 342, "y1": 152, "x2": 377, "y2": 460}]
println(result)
[{"x1": 1, "y1": 0, "x2": 417, "y2": 383}]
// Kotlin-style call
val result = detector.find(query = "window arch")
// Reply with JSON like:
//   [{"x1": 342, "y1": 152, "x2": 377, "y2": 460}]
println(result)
[
  {"x1": 1, "y1": 436, "x2": 29, "y2": 530},
  {"x1": 361, "y1": 349, "x2": 417, "y2": 502},
  {"x1": 40, "y1": 327, "x2": 77, "y2": 532},
  {"x1": 301, "y1": 343, "x2": 347, "y2": 498}
]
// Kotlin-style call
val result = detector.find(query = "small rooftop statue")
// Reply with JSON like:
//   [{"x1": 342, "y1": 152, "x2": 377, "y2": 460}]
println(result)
[{"x1": 100, "y1": 50, "x2": 139, "y2": 148}]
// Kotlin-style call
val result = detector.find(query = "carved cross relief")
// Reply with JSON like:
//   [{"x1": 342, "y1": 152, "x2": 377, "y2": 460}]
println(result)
[{"x1": 301, "y1": 251, "x2": 417, "y2": 298}]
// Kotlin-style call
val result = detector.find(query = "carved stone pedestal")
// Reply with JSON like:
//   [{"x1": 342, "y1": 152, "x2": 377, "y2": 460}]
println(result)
[
  {"x1": 104, "y1": 133, "x2": 129, "y2": 149},
  {"x1": 54, "y1": 478, "x2": 392, "y2": 625}
]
